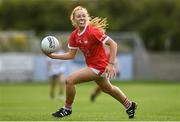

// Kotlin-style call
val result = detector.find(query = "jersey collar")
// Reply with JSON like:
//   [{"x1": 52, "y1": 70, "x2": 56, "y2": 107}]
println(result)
[{"x1": 78, "y1": 24, "x2": 88, "y2": 36}]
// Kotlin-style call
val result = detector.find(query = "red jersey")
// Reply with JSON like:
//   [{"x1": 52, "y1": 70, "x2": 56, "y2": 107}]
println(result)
[{"x1": 68, "y1": 24, "x2": 109, "y2": 73}]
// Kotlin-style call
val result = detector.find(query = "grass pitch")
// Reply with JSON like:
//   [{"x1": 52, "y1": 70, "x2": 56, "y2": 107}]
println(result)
[{"x1": 0, "y1": 81, "x2": 180, "y2": 121}]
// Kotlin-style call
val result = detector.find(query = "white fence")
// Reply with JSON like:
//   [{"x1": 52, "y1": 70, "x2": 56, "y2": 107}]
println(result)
[
  {"x1": 0, "y1": 53, "x2": 133, "y2": 82},
  {"x1": 0, "y1": 52, "x2": 179, "y2": 82},
  {"x1": 149, "y1": 53, "x2": 180, "y2": 81},
  {"x1": 0, "y1": 53, "x2": 34, "y2": 81}
]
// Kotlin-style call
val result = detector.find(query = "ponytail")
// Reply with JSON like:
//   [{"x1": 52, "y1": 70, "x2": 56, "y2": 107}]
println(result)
[{"x1": 89, "y1": 17, "x2": 108, "y2": 33}]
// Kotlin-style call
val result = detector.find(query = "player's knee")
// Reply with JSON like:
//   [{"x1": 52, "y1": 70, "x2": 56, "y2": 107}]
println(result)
[
  {"x1": 66, "y1": 77, "x2": 75, "y2": 86},
  {"x1": 101, "y1": 87, "x2": 113, "y2": 94}
]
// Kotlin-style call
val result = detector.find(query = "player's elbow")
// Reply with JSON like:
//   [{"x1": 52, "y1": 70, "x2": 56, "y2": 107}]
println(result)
[
  {"x1": 68, "y1": 55, "x2": 76, "y2": 59},
  {"x1": 67, "y1": 53, "x2": 76, "y2": 59},
  {"x1": 67, "y1": 49, "x2": 77, "y2": 59}
]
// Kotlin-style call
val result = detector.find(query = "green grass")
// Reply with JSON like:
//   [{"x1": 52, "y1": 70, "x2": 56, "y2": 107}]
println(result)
[{"x1": 0, "y1": 81, "x2": 180, "y2": 121}]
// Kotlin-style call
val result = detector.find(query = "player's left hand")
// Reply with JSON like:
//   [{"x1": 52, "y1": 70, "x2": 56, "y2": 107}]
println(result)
[{"x1": 105, "y1": 64, "x2": 116, "y2": 79}]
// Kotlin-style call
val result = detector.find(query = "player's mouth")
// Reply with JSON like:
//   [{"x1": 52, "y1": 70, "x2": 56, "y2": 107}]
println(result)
[
  {"x1": 78, "y1": 20, "x2": 86, "y2": 27},
  {"x1": 79, "y1": 20, "x2": 85, "y2": 24}
]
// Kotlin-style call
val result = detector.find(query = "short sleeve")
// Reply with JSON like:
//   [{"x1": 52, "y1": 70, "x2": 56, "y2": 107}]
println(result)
[
  {"x1": 68, "y1": 32, "x2": 79, "y2": 49},
  {"x1": 92, "y1": 28, "x2": 109, "y2": 44}
]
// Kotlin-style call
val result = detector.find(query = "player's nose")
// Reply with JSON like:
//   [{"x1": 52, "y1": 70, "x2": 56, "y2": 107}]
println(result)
[{"x1": 79, "y1": 16, "x2": 85, "y2": 20}]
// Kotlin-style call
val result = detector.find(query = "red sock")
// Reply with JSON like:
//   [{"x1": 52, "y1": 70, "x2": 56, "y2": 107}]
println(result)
[{"x1": 123, "y1": 98, "x2": 132, "y2": 109}]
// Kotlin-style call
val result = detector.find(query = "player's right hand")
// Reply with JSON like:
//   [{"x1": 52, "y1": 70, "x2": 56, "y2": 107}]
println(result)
[{"x1": 105, "y1": 64, "x2": 116, "y2": 79}]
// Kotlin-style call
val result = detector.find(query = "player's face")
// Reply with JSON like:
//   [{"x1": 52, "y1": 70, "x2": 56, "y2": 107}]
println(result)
[{"x1": 74, "y1": 9, "x2": 87, "y2": 28}]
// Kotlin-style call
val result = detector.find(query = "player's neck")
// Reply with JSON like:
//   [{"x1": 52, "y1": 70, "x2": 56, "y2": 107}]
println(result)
[
  {"x1": 78, "y1": 24, "x2": 88, "y2": 36},
  {"x1": 79, "y1": 26, "x2": 85, "y2": 33}
]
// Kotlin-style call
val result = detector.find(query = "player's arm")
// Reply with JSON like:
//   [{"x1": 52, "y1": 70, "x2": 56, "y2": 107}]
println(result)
[
  {"x1": 105, "y1": 38, "x2": 117, "y2": 65},
  {"x1": 105, "y1": 38, "x2": 117, "y2": 79},
  {"x1": 46, "y1": 49, "x2": 77, "y2": 60}
]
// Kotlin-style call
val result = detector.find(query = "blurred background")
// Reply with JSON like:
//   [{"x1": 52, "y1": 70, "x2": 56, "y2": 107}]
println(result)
[
  {"x1": 0, "y1": 0, "x2": 180, "y2": 121},
  {"x1": 0, "y1": 0, "x2": 180, "y2": 82}
]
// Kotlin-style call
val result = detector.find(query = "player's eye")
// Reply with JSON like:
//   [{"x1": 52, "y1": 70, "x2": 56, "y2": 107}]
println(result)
[
  {"x1": 76, "y1": 14, "x2": 86, "y2": 19},
  {"x1": 82, "y1": 14, "x2": 86, "y2": 18},
  {"x1": 76, "y1": 15, "x2": 81, "y2": 18}
]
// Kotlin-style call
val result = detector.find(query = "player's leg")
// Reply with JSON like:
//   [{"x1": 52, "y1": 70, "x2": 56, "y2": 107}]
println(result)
[
  {"x1": 95, "y1": 77, "x2": 127, "y2": 104},
  {"x1": 90, "y1": 86, "x2": 101, "y2": 102},
  {"x1": 52, "y1": 67, "x2": 98, "y2": 117},
  {"x1": 65, "y1": 67, "x2": 99, "y2": 108},
  {"x1": 95, "y1": 77, "x2": 137, "y2": 119}
]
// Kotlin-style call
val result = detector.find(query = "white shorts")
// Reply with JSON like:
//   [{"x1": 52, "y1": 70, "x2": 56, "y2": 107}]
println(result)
[{"x1": 90, "y1": 67, "x2": 107, "y2": 78}]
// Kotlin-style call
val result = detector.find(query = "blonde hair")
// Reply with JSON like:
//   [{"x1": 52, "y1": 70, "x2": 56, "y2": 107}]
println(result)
[{"x1": 70, "y1": 6, "x2": 108, "y2": 33}]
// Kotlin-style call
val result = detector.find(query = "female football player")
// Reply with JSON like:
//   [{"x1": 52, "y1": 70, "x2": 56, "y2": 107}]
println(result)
[{"x1": 44, "y1": 6, "x2": 137, "y2": 119}]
